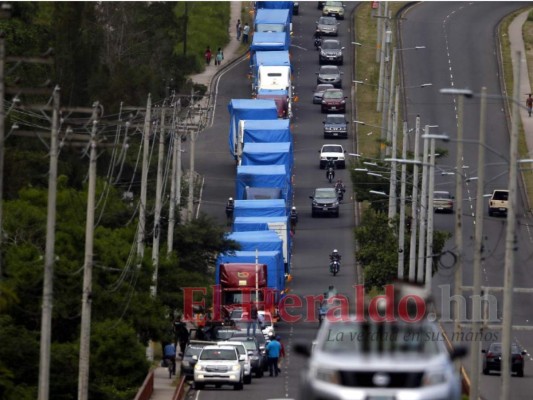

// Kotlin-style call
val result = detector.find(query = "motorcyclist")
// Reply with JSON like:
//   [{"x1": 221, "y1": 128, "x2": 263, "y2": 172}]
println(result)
[
  {"x1": 326, "y1": 159, "x2": 335, "y2": 181},
  {"x1": 326, "y1": 284, "x2": 338, "y2": 299},
  {"x1": 334, "y1": 179, "x2": 346, "y2": 193},
  {"x1": 225, "y1": 197, "x2": 234, "y2": 223},
  {"x1": 313, "y1": 29, "x2": 322, "y2": 50},
  {"x1": 289, "y1": 206, "x2": 298, "y2": 232},
  {"x1": 329, "y1": 249, "x2": 341, "y2": 263}
]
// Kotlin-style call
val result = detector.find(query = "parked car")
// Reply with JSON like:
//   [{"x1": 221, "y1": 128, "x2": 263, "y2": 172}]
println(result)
[
  {"x1": 319, "y1": 144, "x2": 346, "y2": 169},
  {"x1": 310, "y1": 188, "x2": 339, "y2": 218},
  {"x1": 316, "y1": 65, "x2": 343, "y2": 88},
  {"x1": 313, "y1": 83, "x2": 334, "y2": 104},
  {"x1": 482, "y1": 342, "x2": 526, "y2": 377},
  {"x1": 319, "y1": 39, "x2": 344, "y2": 65},
  {"x1": 488, "y1": 189, "x2": 509, "y2": 216},
  {"x1": 193, "y1": 345, "x2": 244, "y2": 390},
  {"x1": 433, "y1": 190, "x2": 454, "y2": 213},
  {"x1": 231, "y1": 331, "x2": 267, "y2": 352},
  {"x1": 321, "y1": 89, "x2": 347, "y2": 113},
  {"x1": 217, "y1": 341, "x2": 253, "y2": 383},
  {"x1": 316, "y1": 16, "x2": 339, "y2": 36},
  {"x1": 180, "y1": 340, "x2": 216, "y2": 381},
  {"x1": 229, "y1": 336, "x2": 268, "y2": 377},
  {"x1": 323, "y1": 114, "x2": 348, "y2": 138},
  {"x1": 322, "y1": 1, "x2": 345, "y2": 19},
  {"x1": 294, "y1": 318, "x2": 467, "y2": 400}
]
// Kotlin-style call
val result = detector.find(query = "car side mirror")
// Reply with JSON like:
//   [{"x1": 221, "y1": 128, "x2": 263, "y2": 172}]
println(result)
[
  {"x1": 322, "y1": 121, "x2": 325, "y2": 124},
  {"x1": 450, "y1": 345, "x2": 467, "y2": 360},
  {"x1": 309, "y1": 196, "x2": 314, "y2": 200},
  {"x1": 522, "y1": 351, "x2": 527, "y2": 355},
  {"x1": 192, "y1": 355, "x2": 198, "y2": 360},
  {"x1": 293, "y1": 342, "x2": 312, "y2": 358},
  {"x1": 481, "y1": 349, "x2": 486, "y2": 353},
  {"x1": 239, "y1": 355, "x2": 246, "y2": 361}
]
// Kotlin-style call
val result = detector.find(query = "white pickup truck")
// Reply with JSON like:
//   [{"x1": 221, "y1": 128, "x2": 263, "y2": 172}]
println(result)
[{"x1": 488, "y1": 189, "x2": 509, "y2": 217}]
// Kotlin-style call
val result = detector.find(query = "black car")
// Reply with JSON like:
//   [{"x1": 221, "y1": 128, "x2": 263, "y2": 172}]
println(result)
[
  {"x1": 180, "y1": 340, "x2": 216, "y2": 380},
  {"x1": 229, "y1": 336, "x2": 267, "y2": 377},
  {"x1": 319, "y1": 39, "x2": 344, "y2": 65},
  {"x1": 310, "y1": 188, "x2": 339, "y2": 217},
  {"x1": 323, "y1": 114, "x2": 348, "y2": 138},
  {"x1": 482, "y1": 342, "x2": 526, "y2": 377}
]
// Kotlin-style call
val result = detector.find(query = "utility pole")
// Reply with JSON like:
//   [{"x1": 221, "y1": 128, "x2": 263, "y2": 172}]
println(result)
[
  {"x1": 417, "y1": 125, "x2": 429, "y2": 283},
  {"x1": 398, "y1": 121, "x2": 408, "y2": 279},
  {"x1": 470, "y1": 87, "x2": 487, "y2": 400},
  {"x1": 38, "y1": 86, "x2": 60, "y2": 400},
  {"x1": 455, "y1": 93, "x2": 465, "y2": 339},
  {"x1": 375, "y1": 2, "x2": 382, "y2": 63},
  {"x1": 167, "y1": 100, "x2": 179, "y2": 254},
  {"x1": 187, "y1": 91, "x2": 196, "y2": 222},
  {"x1": 0, "y1": 31, "x2": 5, "y2": 282},
  {"x1": 137, "y1": 94, "x2": 151, "y2": 262},
  {"x1": 151, "y1": 105, "x2": 166, "y2": 296},
  {"x1": 78, "y1": 114, "x2": 99, "y2": 400},
  {"x1": 388, "y1": 84, "x2": 399, "y2": 221},
  {"x1": 376, "y1": 3, "x2": 388, "y2": 113},
  {"x1": 425, "y1": 135, "x2": 436, "y2": 292},
  {"x1": 501, "y1": 53, "x2": 521, "y2": 400},
  {"x1": 386, "y1": 48, "x2": 397, "y2": 155},
  {"x1": 408, "y1": 115, "x2": 421, "y2": 281}
]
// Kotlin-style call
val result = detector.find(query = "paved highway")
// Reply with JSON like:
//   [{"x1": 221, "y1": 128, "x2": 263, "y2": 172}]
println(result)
[
  {"x1": 400, "y1": 2, "x2": 533, "y2": 399},
  {"x1": 191, "y1": 2, "x2": 357, "y2": 399}
]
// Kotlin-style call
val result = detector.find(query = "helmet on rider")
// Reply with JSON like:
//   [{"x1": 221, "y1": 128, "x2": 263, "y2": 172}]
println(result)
[
  {"x1": 292, "y1": 206, "x2": 296, "y2": 211},
  {"x1": 333, "y1": 249, "x2": 338, "y2": 254}
]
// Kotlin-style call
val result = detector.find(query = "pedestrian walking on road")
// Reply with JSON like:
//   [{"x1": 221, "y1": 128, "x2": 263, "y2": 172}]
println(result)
[
  {"x1": 242, "y1": 23, "x2": 250, "y2": 44},
  {"x1": 236, "y1": 19, "x2": 242, "y2": 40},
  {"x1": 266, "y1": 336, "x2": 282, "y2": 377},
  {"x1": 527, "y1": 94, "x2": 533, "y2": 117},
  {"x1": 246, "y1": 301, "x2": 258, "y2": 337},
  {"x1": 204, "y1": 46, "x2": 212, "y2": 65},
  {"x1": 215, "y1": 47, "x2": 224, "y2": 66}
]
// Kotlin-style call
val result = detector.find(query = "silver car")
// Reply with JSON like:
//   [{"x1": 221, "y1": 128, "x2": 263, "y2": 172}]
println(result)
[
  {"x1": 316, "y1": 65, "x2": 343, "y2": 88},
  {"x1": 316, "y1": 16, "x2": 339, "y2": 36},
  {"x1": 295, "y1": 318, "x2": 466, "y2": 400},
  {"x1": 313, "y1": 83, "x2": 334, "y2": 104}
]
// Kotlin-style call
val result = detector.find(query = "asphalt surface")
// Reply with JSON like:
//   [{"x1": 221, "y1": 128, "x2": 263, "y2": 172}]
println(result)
[
  {"x1": 188, "y1": 2, "x2": 358, "y2": 399},
  {"x1": 400, "y1": 2, "x2": 533, "y2": 399}
]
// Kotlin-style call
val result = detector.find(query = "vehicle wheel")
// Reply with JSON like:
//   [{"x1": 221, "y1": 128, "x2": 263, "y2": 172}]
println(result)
[
  {"x1": 194, "y1": 382, "x2": 204, "y2": 390},
  {"x1": 335, "y1": 211, "x2": 339, "y2": 218},
  {"x1": 488, "y1": 209, "x2": 494, "y2": 217},
  {"x1": 517, "y1": 368, "x2": 524, "y2": 377},
  {"x1": 215, "y1": 384, "x2": 221, "y2": 388},
  {"x1": 244, "y1": 374, "x2": 252, "y2": 384},
  {"x1": 234, "y1": 381, "x2": 244, "y2": 390},
  {"x1": 482, "y1": 368, "x2": 489, "y2": 375}
]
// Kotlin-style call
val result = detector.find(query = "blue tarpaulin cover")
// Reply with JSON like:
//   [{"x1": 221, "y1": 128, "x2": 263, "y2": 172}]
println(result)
[
  {"x1": 234, "y1": 199, "x2": 287, "y2": 217},
  {"x1": 236, "y1": 165, "x2": 291, "y2": 204},
  {"x1": 241, "y1": 142, "x2": 293, "y2": 172},
  {"x1": 242, "y1": 119, "x2": 292, "y2": 144}
]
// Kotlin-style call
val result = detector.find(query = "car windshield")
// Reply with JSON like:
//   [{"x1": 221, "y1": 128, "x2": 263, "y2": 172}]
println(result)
[
  {"x1": 184, "y1": 346, "x2": 204, "y2": 357},
  {"x1": 322, "y1": 41, "x2": 340, "y2": 50},
  {"x1": 319, "y1": 322, "x2": 440, "y2": 356},
  {"x1": 230, "y1": 309, "x2": 243, "y2": 319},
  {"x1": 434, "y1": 192, "x2": 451, "y2": 199},
  {"x1": 224, "y1": 344, "x2": 246, "y2": 356},
  {"x1": 324, "y1": 91, "x2": 343, "y2": 99},
  {"x1": 320, "y1": 66, "x2": 338, "y2": 74},
  {"x1": 316, "y1": 84, "x2": 333, "y2": 92},
  {"x1": 326, "y1": 115, "x2": 345, "y2": 123},
  {"x1": 319, "y1": 17, "x2": 336, "y2": 25},
  {"x1": 326, "y1": 1, "x2": 343, "y2": 6},
  {"x1": 200, "y1": 349, "x2": 237, "y2": 360},
  {"x1": 240, "y1": 341, "x2": 258, "y2": 351},
  {"x1": 322, "y1": 145, "x2": 342, "y2": 153},
  {"x1": 315, "y1": 189, "x2": 336, "y2": 199}
]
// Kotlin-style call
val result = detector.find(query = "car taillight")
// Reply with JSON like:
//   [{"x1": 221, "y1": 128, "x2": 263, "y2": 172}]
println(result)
[{"x1": 487, "y1": 352, "x2": 494, "y2": 359}]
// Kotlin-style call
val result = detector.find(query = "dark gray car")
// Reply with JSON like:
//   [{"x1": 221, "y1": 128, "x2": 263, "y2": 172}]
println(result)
[
  {"x1": 319, "y1": 39, "x2": 344, "y2": 65},
  {"x1": 310, "y1": 188, "x2": 339, "y2": 217},
  {"x1": 316, "y1": 16, "x2": 339, "y2": 36},
  {"x1": 229, "y1": 336, "x2": 268, "y2": 377},
  {"x1": 180, "y1": 341, "x2": 216, "y2": 380},
  {"x1": 313, "y1": 83, "x2": 334, "y2": 104},
  {"x1": 316, "y1": 65, "x2": 342, "y2": 88},
  {"x1": 323, "y1": 114, "x2": 348, "y2": 139}
]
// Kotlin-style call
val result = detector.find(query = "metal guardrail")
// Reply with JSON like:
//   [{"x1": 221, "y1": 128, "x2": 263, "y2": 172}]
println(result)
[{"x1": 133, "y1": 369, "x2": 155, "y2": 400}]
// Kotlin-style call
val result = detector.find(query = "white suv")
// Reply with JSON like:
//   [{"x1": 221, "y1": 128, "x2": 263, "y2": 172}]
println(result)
[
  {"x1": 193, "y1": 345, "x2": 244, "y2": 390},
  {"x1": 319, "y1": 144, "x2": 346, "y2": 169},
  {"x1": 218, "y1": 341, "x2": 253, "y2": 384}
]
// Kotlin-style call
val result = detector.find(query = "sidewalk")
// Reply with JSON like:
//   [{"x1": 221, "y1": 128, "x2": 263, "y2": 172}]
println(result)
[
  {"x1": 190, "y1": 1, "x2": 244, "y2": 90},
  {"x1": 509, "y1": 10, "x2": 533, "y2": 159}
]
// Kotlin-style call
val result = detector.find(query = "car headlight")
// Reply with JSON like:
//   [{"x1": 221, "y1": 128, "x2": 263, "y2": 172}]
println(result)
[
  {"x1": 333, "y1": 201, "x2": 339, "y2": 206},
  {"x1": 232, "y1": 364, "x2": 241, "y2": 371},
  {"x1": 423, "y1": 370, "x2": 448, "y2": 386},
  {"x1": 314, "y1": 367, "x2": 341, "y2": 384},
  {"x1": 194, "y1": 364, "x2": 205, "y2": 371}
]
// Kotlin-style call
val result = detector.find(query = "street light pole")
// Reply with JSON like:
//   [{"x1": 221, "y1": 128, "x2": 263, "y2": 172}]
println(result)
[
  {"x1": 417, "y1": 125, "x2": 429, "y2": 283},
  {"x1": 408, "y1": 116, "x2": 421, "y2": 281},
  {"x1": 398, "y1": 121, "x2": 408, "y2": 279},
  {"x1": 388, "y1": 85, "x2": 399, "y2": 221},
  {"x1": 501, "y1": 52, "x2": 521, "y2": 400},
  {"x1": 425, "y1": 135, "x2": 436, "y2": 291},
  {"x1": 470, "y1": 87, "x2": 487, "y2": 400}
]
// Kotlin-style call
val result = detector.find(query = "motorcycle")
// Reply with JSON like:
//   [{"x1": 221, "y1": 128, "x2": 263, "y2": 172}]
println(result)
[
  {"x1": 329, "y1": 260, "x2": 340, "y2": 276},
  {"x1": 314, "y1": 37, "x2": 322, "y2": 51},
  {"x1": 326, "y1": 166, "x2": 335, "y2": 183},
  {"x1": 335, "y1": 187, "x2": 344, "y2": 202}
]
